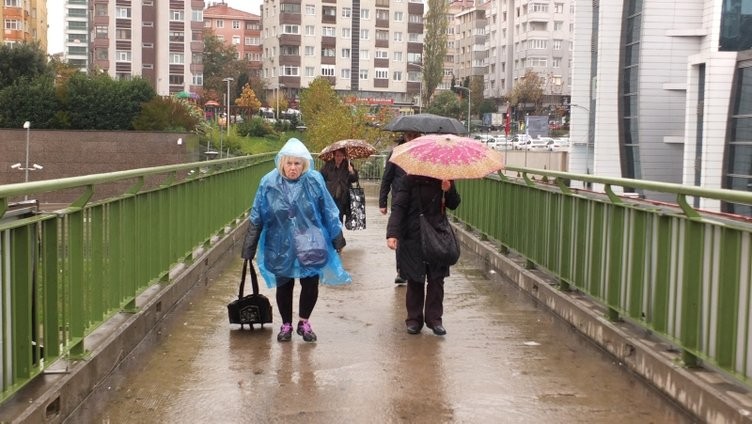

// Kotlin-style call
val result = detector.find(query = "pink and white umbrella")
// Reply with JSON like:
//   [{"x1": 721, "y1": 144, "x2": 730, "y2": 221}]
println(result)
[{"x1": 388, "y1": 133, "x2": 505, "y2": 180}]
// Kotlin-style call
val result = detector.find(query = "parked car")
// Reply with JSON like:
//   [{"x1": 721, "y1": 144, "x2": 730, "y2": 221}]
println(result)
[
  {"x1": 525, "y1": 138, "x2": 550, "y2": 151},
  {"x1": 547, "y1": 138, "x2": 571, "y2": 152},
  {"x1": 511, "y1": 135, "x2": 530, "y2": 150}
]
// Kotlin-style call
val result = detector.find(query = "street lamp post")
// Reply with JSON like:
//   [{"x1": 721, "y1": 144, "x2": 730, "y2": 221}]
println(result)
[
  {"x1": 222, "y1": 77, "x2": 234, "y2": 158},
  {"x1": 408, "y1": 62, "x2": 424, "y2": 113},
  {"x1": 455, "y1": 86, "x2": 471, "y2": 133},
  {"x1": 23, "y1": 121, "x2": 30, "y2": 183}
]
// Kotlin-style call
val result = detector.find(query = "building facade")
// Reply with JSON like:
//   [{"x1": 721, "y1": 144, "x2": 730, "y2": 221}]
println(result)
[
  {"x1": 570, "y1": 0, "x2": 752, "y2": 214},
  {"x1": 1, "y1": 0, "x2": 47, "y2": 50},
  {"x1": 204, "y1": 2, "x2": 263, "y2": 78},
  {"x1": 80, "y1": 0, "x2": 205, "y2": 96},
  {"x1": 260, "y1": 0, "x2": 425, "y2": 111},
  {"x1": 63, "y1": 0, "x2": 89, "y2": 69}
]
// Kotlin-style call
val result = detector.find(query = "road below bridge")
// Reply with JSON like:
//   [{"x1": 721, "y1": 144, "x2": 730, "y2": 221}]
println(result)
[{"x1": 85, "y1": 183, "x2": 692, "y2": 423}]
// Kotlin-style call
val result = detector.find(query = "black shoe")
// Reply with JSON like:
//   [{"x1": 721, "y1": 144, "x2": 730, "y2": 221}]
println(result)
[
  {"x1": 394, "y1": 276, "x2": 407, "y2": 285},
  {"x1": 428, "y1": 324, "x2": 446, "y2": 336},
  {"x1": 406, "y1": 324, "x2": 421, "y2": 334}
]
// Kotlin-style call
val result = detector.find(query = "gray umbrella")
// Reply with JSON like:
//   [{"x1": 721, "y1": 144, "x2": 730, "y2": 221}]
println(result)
[{"x1": 383, "y1": 113, "x2": 468, "y2": 134}]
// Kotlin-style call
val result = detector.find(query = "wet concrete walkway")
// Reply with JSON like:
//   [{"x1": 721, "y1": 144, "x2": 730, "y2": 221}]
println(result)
[{"x1": 88, "y1": 183, "x2": 691, "y2": 423}]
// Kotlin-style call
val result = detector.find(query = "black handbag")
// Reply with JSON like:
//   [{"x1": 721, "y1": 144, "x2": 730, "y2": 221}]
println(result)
[
  {"x1": 227, "y1": 259, "x2": 273, "y2": 329},
  {"x1": 345, "y1": 182, "x2": 366, "y2": 230},
  {"x1": 418, "y1": 189, "x2": 460, "y2": 266}
]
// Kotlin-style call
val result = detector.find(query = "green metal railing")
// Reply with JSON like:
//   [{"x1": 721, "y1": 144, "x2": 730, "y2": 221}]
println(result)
[
  {"x1": 454, "y1": 166, "x2": 752, "y2": 385},
  {"x1": 0, "y1": 154, "x2": 275, "y2": 402}
]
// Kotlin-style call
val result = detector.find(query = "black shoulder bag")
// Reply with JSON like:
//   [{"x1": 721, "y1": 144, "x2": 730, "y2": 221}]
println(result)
[{"x1": 418, "y1": 187, "x2": 460, "y2": 266}]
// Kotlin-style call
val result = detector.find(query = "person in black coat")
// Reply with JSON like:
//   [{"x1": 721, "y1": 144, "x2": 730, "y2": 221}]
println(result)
[
  {"x1": 320, "y1": 148, "x2": 359, "y2": 225},
  {"x1": 386, "y1": 175, "x2": 461, "y2": 336},
  {"x1": 379, "y1": 131, "x2": 420, "y2": 284}
]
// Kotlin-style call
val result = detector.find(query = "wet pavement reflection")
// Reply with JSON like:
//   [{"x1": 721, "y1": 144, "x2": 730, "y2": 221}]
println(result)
[{"x1": 95, "y1": 185, "x2": 693, "y2": 424}]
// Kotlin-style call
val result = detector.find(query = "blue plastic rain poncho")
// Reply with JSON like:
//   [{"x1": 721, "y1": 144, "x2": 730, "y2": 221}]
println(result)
[{"x1": 249, "y1": 138, "x2": 352, "y2": 287}]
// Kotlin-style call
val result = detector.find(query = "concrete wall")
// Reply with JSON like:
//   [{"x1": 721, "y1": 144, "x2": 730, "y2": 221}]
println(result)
[{"x1": 0, "y1": 130, "x2": 198, "y2": 203}]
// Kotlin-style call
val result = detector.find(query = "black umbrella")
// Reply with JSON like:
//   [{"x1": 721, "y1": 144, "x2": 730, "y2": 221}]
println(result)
[{"x1": 383, "y1": 113, "x2": 468, "y2": 134}]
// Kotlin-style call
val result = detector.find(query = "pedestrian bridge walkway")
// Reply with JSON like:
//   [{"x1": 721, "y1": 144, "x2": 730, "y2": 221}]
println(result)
[{"x1": 2, "y1": 156, "x2": 752, "y2": 422}]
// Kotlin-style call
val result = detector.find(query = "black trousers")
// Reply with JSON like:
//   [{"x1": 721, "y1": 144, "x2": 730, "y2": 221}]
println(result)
[
  {"x1": 405, "y1": 278, "x2": 444, "y2": 328},
  {"x1": 276, "y1": 275, "x2": 319, "y2": 324}
]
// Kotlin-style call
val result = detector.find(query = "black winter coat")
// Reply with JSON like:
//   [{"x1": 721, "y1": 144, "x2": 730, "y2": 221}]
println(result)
[
  {"x1": 378, "y1": 150, "x2": 406, "y2": 209},
  {"x1": 386, "y1": 175, "x2": 461, "y2": 282},
  {"x1": 320, "y1": 160, "x2": 359, "y2": 216}
]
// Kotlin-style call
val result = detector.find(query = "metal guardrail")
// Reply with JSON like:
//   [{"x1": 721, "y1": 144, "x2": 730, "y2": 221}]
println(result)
[
  {"x1": 0, "y1": 154, "x2": 275, "y2": 402},
  {"x1": 454, "y1": 166, "x2": 752, "y2": 386}
]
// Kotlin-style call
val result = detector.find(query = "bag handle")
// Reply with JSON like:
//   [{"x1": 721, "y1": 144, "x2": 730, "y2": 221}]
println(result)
[{"x1": 238, "y1": 259, "x2": 261, "y2": 298}]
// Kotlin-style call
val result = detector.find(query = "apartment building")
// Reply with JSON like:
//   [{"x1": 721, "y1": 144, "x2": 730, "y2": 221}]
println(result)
[
  {"x1": 82, "y1": 0, "x2": 204, "y2": 96},
  {"x1": 482, "y1": 0, "x2": 572, "y2": 105},
  {"x1": 1, "y1": 0, "x2": 47, "y2": 50},
  {"x1": 204, "y1": 2, "x2": 263, "y2": 78},
  {"x1": 570, "y1": 0, "x2": 752, "y2": 214},
  {"x1": 64, "y1": 0, "x2": 89, "y2": 69},
  {"x1": 260, "y1": 0, "x2": 424, "y2": 110}
]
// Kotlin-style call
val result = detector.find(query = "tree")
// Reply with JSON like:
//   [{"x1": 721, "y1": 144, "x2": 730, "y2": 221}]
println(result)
[
  {"x1": 425, "y1": 91, "x2": 461, "y2": 118},
  {"x1": 0, "y1": 75, "x2": 58, "y2": 128},
  {"x1": 132, "y1": 97, "x2": 201, "y2": 132},
  {"x1": 469, "y1": 75, "x2": 484, "y2": 119},
  {"x1": 235, "y1": 83, "x2": 262, "y2": 118},
  {"x1": 66, "y1": 73, "x2": 155, "y2": 130},
  {"x1": 422, "y1": 0, "x2": 449, "y2": 107},
  {"x1": 202, "y1": 32, "x2": 246, "y2": 97},
  {"x1": 509, "y1": 69, "x2": 545, "y2": 115},
  {"x1": 299, "y1": 77, "x2": 341, "y2": 127},
  {"x1": 0, "y1": 42, "x2": 50, "y2": 90}
]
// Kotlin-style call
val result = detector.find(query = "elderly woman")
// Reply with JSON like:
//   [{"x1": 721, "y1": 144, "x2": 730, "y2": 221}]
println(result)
[{"x1": 242, "y1": 138, "x2": 350, "y2": 342}]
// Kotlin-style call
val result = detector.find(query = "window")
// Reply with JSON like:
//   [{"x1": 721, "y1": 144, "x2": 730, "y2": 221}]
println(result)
[
  {"x1": 69, "y1": 21, "x2": 87, "y2": 31},
  {"x1": 305, "y1": 4, "x2": 315, "y2": 15},
  {"x1": 169, "y1": 75, "x2": 184, "y2": 85},
  {"x1": 68, "y1": 8, "x2": 86, "y2": 18},
  {"x1": 341, "y1": 69, "x2": 351, "y2": 79},
  {"x1": 393, "y1": 32, "x2": 403, "y2": 42},
  {"x1": 408, "y1": 14, "x2": 422, "y2": 23},
  {"x1": 342, "y1": 27, "x2": 351, "y2": 38},
  {"x1": 305, "y1": 25, "x2": 315, "y2": 36},
  {"x1": 554, "y1": 21, "x2": 563, "y2": 31},
  {"x1": 282, "y1": 66, "x2": 299, "y2": 76},
  {"x1": 375, "y1": 68, "x2": 388, "y2": 79},
  {"x1": 393, "y1": 51, "x2": 403, "y2": 61},
  {"x1": 95, "y1": 48, "x2": 108, "y2": 60},
  {"x1": 527, "y1": 56, "x2": 547, "y2": 67},
  {"x1": 553, "y1": 57, "x2": 561, "y2": 68},
  {"x1": 233, "y1": 20, "x2": 240, "y2": 29},
  {"x1": 408, "y1": 33, "x2": 421, "y2": 42},
  {"x1": 216, "y1": 19, "x2": 224, "y2": 28},
  {"x1": 4, "y1": 19, "x2": 21, "y2": 30},
  {"x1": 95, "y1": 26, "x2": 108, "y2": 38},
  {"x1": 281, "y1": 3, "x2": 301, "y2": 13},
  {"x1": 116, "y1": 50, "x2": 132, "y2": 62},
  {"x1": 531, "y1": 3, "x2": 548, "y2": 13},
  {"x1": 321, "y1": 65, "x2": 335, "y2": 76},
  {"x1": 342, "y1": 7, "x2": 351, "y2": 18},
  {"x1": 360, "y1": 29, "x2": 369, "y2": 40},
  {"x1": 116, "y1": 7, "x2": 131, "y2": 18},
  {"x1": 322, "y1": 47, "x2": 335, "y2": 57},
  {"x1": 170, "y1": 53, "x2": 184, "y2": 64},
  {"x1": 5, "y1": 0, "x2": 21, "y2": 7},
  {"x1": 192, "y1": 10, "x2": 203, "y2": 22},
  {"x1": 169, "y1": 31, "x2": 184, "y2": 42},
  {"x1": 193, "y1": 73, "x2": 203, "y2": 85},
  {"x1": 170, "y1": 10, "x2": 184, "y2": 21},
  {"x1": 554, "y1": 3, "x2": 564, "y2": 13},
  {"x1": 341, "y1": 48, "x2": 351, "y2": 58},
  {"x1": 323, "y1": 6, "x2": 336, "y2": 17},
  {"x1": 117, "y1": 29, "x2": 132, "y2": 40},
  {"x1": 553, "y1": 39, "x2": 562, "y2": 50},
  {"x1": 361, "y1": 9, "x2": 370, "y2": 19},
  {"x1": 232, "y1": 36, "x2": 240, "y2": 45},
  {"x1": 529, "y1": 39, "x2": 547, "y2": 49},
  {"x1": 376, "y1": 9, "x2": 389, "y2": 20},
  {"x1": 394, "y1": 11, "x2": 403, "y2": 22},
  {"x1": 376, "y1": 50, "x2": 388, "y2": 59},
  {"x1": 376, "y1": 30, "x2": 389, "y2": 41},
  {"x1": 393, "y1": 71, "x2": 403, "y2": 81},
  {"x1": 322, "y1": 26, "x2": 335, "y2": 36},
  {"x1": 359, "y1": 69, "x2": 369, "y2": 80},
  {"x1": 407, "y1": 53, "x2": 422, "y2": 63},
  {"x1": 360, "y1": 49, "x2": 370, "y2": 60},
  {"x1": 283, "y1": 24, "x2": 300, "y2": 34},
  {"x1": 192, "y1": 52, "x2": 202, "y2": 63},
  {"x1": 305, "y1": 66, "x2": 315, "y2": 77},
  {"x1": 305, "y1": 46, "x2": 315, "y2": 56}
]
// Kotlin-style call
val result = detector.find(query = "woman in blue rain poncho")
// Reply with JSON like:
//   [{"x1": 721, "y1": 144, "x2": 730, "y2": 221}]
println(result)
[{"x1": 242, "y1": 138, "x2": 351, "y2": 342}]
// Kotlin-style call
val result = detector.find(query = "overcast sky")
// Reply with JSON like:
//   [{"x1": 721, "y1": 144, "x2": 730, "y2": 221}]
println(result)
[{"x1": 47, "y1": 1, "x2": 263, "y2": 54}]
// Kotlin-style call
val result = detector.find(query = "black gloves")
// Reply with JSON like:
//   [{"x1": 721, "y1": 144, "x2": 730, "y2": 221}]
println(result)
[{"x1": 241, "y1": 222, "x2": 261, "y2": 259}]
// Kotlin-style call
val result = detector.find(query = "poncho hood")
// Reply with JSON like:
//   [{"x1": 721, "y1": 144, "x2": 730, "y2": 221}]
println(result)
[{"x1": 275, "y1": 138, "x2": 314, "y2": 172}]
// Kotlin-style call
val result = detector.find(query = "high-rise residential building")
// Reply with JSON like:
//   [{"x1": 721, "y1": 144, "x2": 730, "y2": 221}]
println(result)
[
  {"x1": 1, "y1": 0, "x2": 48, "y2": 50},
  {"x1": 204, "y1": 2, "x2": 263, "y2": 78},
  {"x1": 482, "y1": 0, "x2": 573, "y2": 106},
  {"x1": 64, "y1": 0, "x2": 89, "y2": 69},
  {"x1": 570, "y1": 0, "x2": 752, "y2": 214},
  {"x1": 84, "y1": 0, "x2": 204, "y2": 96},
  {"x1": 260, "y1": 0, "x2": 424, "y2": 112}
]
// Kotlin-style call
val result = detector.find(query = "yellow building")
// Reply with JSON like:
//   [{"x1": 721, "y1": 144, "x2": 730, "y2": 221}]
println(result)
[{"x1": 1, "y1": 0, "x2": 48, "y2": 51}]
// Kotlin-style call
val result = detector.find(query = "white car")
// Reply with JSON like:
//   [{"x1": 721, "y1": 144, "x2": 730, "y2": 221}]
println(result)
[
  {"x1": 526, "y1": 138, "x2": 550, "y2": 151},
  {"x1": 547, "y1": 138, "x2": 571, "y2": 151}
]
